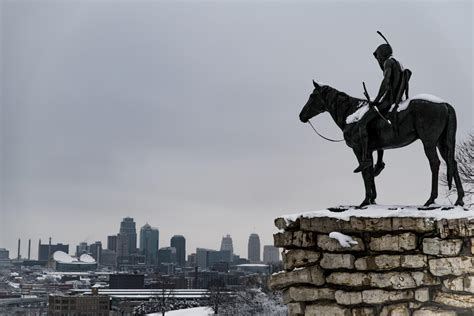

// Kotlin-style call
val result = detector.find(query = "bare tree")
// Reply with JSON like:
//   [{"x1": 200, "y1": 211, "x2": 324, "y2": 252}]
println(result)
[
  {"x1": 207, "y1": 285, "x2": 232, "y2": 314},
  {"x1": 153, "y1": 287, "x2": 175, "y2": 316},
  {"x1": 442, "y1": 133, "x2": 474, "y2": 206}
]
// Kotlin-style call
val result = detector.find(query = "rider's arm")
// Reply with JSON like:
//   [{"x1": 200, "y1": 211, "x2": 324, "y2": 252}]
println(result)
[{"x1": 373, "y1": 61, "x2": 392, "y2": 104}]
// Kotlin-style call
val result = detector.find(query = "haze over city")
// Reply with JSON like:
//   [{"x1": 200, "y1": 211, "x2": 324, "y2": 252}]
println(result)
[{"x1": 1, "y1": 1, "x2": 472, "y2": 260}]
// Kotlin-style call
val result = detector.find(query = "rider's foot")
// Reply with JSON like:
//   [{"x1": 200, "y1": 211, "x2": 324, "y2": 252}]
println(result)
[
  {"x1": 354, "y1": 160, "x2": 372, "y2": 173},
  {"x1": 374, "y1": 162, "x2": 386, "y2": 177}
]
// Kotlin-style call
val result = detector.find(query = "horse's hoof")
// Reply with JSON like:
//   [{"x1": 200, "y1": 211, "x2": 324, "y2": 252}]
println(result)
[
  {"x1": 370, "y1": 199, "x2": 377, "y2": 205},
  {"x1": 359, "y1": 200, "x2": 370, "y2": 208},
  {"x1": 424, "y1": 199, "x2": 435, "y2": 207},
  {"x1": 455, "y1": 199, "x2": 464, "y2": 207}
]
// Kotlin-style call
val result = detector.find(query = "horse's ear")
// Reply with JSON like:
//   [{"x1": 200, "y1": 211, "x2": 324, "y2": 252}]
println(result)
[{"x1": 313, "y1": 80, "x2": 321, "y2": 90}]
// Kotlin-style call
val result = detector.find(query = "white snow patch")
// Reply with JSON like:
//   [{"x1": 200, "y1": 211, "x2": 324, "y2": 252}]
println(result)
[
  {"x1": 272, "y1": 270, "x2": 286, "y2": 276},
  {"x1": 147, "y1": 306, "x2": 212, "y2": 315},
  {"x1": 280, "y1": 205, "x2": 473, "y2": 225},
  {"x1": 390, "y1": 94, "x2": 447, "y2": 112},
  {"x1": 346, "y1": 101, "x2": 370, "y2": 124},
  {"x1": 329, "y1": 232, "x2": 359, "y2": 248}
]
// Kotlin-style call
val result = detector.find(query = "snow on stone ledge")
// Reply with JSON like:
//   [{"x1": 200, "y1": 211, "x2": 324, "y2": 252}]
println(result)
[{"x1": 279, "y1": 205, "x2": 473, "y2": 228}]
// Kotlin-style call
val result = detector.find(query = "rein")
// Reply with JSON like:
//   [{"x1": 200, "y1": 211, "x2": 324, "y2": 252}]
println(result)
[{"x1": 308, "y1": 120, "x2": 344, "y2": 143}]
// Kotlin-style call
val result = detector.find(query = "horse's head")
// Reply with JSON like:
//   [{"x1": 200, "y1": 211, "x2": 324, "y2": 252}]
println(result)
[{"x1": 299, "y1": 80, "x2": 328, "y2": 123}]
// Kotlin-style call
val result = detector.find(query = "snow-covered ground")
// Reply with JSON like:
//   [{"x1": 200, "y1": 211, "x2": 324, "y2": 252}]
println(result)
[
  {"x1": 147, "y1": 306, "x2": 213, "y2": 315},
  {"x1": 281, "y1": 204, "x2": 473, "y2": 225}
]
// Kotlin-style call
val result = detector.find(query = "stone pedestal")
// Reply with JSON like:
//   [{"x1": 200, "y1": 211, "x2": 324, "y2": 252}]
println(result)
[{"x1": 269, "y1": 205, "x2": 474, "y2": 316}]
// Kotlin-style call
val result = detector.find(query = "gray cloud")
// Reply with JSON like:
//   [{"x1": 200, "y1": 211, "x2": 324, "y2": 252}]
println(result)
[{"x1": 1, "y1": 0, "x2": 472, "y2": 258}]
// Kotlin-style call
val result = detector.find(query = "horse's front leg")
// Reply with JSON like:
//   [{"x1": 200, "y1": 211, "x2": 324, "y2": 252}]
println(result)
[{"x1": 354, "y1": 149, "x2": 374, "y2": 207}]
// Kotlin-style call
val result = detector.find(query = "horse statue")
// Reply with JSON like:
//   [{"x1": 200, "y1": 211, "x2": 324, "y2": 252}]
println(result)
[{"x1": 299, "y1": 80, "x2": 465, "y2": 207}]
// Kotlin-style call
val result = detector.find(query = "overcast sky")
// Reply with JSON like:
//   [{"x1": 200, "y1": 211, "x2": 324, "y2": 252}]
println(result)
[{"x1": 1, "y1": 0, "x2": 472, "y2": 259}]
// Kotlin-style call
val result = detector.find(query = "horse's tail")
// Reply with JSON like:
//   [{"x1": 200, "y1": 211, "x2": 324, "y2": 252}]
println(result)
[{"x1": 445, "y1": 104, "x2": 457, "y2": 190}]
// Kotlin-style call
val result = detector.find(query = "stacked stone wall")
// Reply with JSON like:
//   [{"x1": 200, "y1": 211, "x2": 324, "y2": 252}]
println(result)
[{"x1": 269, "y1": 214, "x2": 474, "y2": 315}]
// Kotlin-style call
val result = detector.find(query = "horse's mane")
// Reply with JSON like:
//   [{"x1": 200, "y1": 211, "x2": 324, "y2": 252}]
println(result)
[{"x1": 321, "y1": 85, "x2": 365, "y2": 125}]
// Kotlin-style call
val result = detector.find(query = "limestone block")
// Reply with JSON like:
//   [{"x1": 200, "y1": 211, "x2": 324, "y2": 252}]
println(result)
[
  {"x1": 283, "y1": 286, "x2": 335, "y2": 304},
  {"x1": 437, "y1": 218, "x2": 474, "y2": 238},
  {"x1": 429, "y1": 256, "x2": 474, "y2": 276},
  {"x1": 351, "y1": 307, "x2": 375, "y2": 316},
  {"x1": 355, "y1": 254, "x2": 427, "y2": 271},
  {"x1": 268, "y1": 265, "x2": 325, "y2": 290},
  {"x1": 471, "y1": 238, "x2": 474, "y2": 254},
  {"x1": 335, "y1": 290, "x2": 362, "y2": 305},
  {"x1": 423, "y1": 238, "x2": 463, "y2": 256},
  {"x1": 274, "y1": 231, "x2": 316, "y2": 248},
  {"x1": 412, "y1": 307, "x2": 457, "y2": 316},
  {"x1": 283, "y1": 249, "x2": 321, "y2": 270},
  {"x1": 287, "y1": 302, "x2": 305, "y2": 316},
  {"x1": 361, "y1": 289, "x2": 413, "y2": 304},
  {"x1": 349, "y1": 217, "x2": 392, "y2": 231},
  {"x1": 326, "y1": 272, "x2": 370, "y2": 287},
  {"x1": 369, "y1": 233, "x2": 417, "y2": 252},
  {"x1": 317, "y1": 234, "x2": 365, "y2": 252},
  {"x1": 400, "y1": 255, "x2": 428, "y2": 268},
  {"x1": 414, "y1": 287, "x2": 430, "y2": 302},
  {"x1": 379, "y1": 303, "x2": 409, "y2": 316},
  {"x1": 275, "y1": 217, "x2": 299, "y2": 230},
  {"x1": 300, "y1": 217, "x2": 352, "y2": 233},
  {"x1": 327, "y1": 271, "x2": 438, "y2": 289},
  {"x1": 355, "y1": 255, "x2": 400, "y2": 270},
  {"x1": 392, "y1": 217, "x2": 435, "y2": 232},
  {"x1": 320, "y1": 253, "x2": 355, "y2": 269},
  {"x1": 442, "y1": 275, "x2": 474, "y2": 293},
  {"x1": 433, "y1": 291, "x2": 474, "y2": 309},
  {"x1": 304, "y1": 304, "x2": 351, "y2": 316}
]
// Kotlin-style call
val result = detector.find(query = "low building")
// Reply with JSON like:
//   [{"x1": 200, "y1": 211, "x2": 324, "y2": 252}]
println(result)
[
  {"x1": 48, "y1": 293, "x2": 110, "y2": 316},
  {"x1": 109, "y1": 273, "x2": 144, "y2": 289},
  {"x1": 52, "y1": 251, "x2": 98, "y2": 272}
]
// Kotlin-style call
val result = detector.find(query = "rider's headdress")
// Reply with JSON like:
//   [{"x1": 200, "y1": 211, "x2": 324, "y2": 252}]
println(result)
[{"x1": 373, "y1": 31, "x2": 393, "y2": 61}]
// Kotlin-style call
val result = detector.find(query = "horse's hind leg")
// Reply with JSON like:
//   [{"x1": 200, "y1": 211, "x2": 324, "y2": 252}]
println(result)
[
  {"x1": 423, "y1": 143, "x2": 440, "y2": 206},
  {"x1": 437, "y1": 141, "x2": 465, "y2": 206}
]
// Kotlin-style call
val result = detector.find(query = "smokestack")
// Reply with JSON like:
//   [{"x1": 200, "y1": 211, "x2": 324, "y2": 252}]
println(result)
[
  {"x1": 17, "y1": 239, "x2": 21, "y2": 260},
  {"x1": 28, "y1": 239, "x2": 31, "y2": 260},
  {"x1": 48, "y1": 237, "x2": 52, "y2": 259}
]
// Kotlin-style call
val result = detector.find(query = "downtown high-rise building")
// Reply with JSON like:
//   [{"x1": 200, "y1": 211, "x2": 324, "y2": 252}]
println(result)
[
  {"x1": 139, "y1": 223, "x2": 159, "y2": 265},
  {"x1": 170, "y1": 235, "x2": 186, "y2": 267},
  {"x1": 220, "y1": 235, "x2": 234, "y2": 261},
  {"x1": 248, "y1": 233, "x2": 261, "y2": 263},
  {"x1": 119, "y1": 217, "x2": 137, "y2": 253},
  {"x1": 107, "y1": 235, "x2": 117, "y2": 251},
  {"x1": 117, "y1": 217, "x2": 137, "y2": 264},
  {"x1": 263, "y1": 245, "x2": 280, "y2": 264}
]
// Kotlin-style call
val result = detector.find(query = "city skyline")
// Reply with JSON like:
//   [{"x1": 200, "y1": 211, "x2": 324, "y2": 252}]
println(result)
[
  {"x1": 1, "y1": 1, "x2": 472, "y2": 262},
  {"x1": 3, "y1": 218, "x2": 266, "y2": 263}
]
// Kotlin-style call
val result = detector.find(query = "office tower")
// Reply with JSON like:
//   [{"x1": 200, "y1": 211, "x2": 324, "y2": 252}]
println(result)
[
  {"x1": 116, "y1": 234, "x2": 130, "y2": 264},
  {"x1": 170, "y1": 235, "x2": 186, "y2": 267},
  {"x1": 28, "y1": 239, "x2": 31, "y2": 260},
  {"x1": 38, "y1": 240, "x2": 69, "y2": 261},
  {"x1": 89, "y1": 241, "x2": 102, "y2": 262},
  {"x1": 220, "y1": 235, "x2": 234, "y2": 261},
  {"x1": 158, "y1": 247, "x2": 176, "y2": 264},
  {"x1": 119, "y1": 217, "x2": 137, "y2": 254},
  {"x1": 76, "y1": 242, "x2": 88, "y2": 257},
  {"x1": 195, "y1": 248, "x2": 231, "y2": 270},
  {"x1": 139, "y1": 223, "x2": 159, "y2": 265},
  {"x1": 263, "y1": 245, "x2": 280, "y2": 264},
  {"x1": 248, "y1": 233, "x2": 261, "y2": 263},
  {"x1": 107, "y1": 235, "x2": 117, "y2": 251},
  {"x1": 0, "y1": 248, "x2": 9, "y2": 260}
]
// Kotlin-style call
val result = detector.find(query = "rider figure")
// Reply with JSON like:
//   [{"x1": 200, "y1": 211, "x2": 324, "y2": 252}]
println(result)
[{"x1": 354, "y1": 31, "x2": 411, "y2": 173}]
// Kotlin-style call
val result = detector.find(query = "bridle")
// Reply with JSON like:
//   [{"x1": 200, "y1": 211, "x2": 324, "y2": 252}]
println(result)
[{"x1": 307, "y1": 120, "x2": 344, "y2": 143}]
